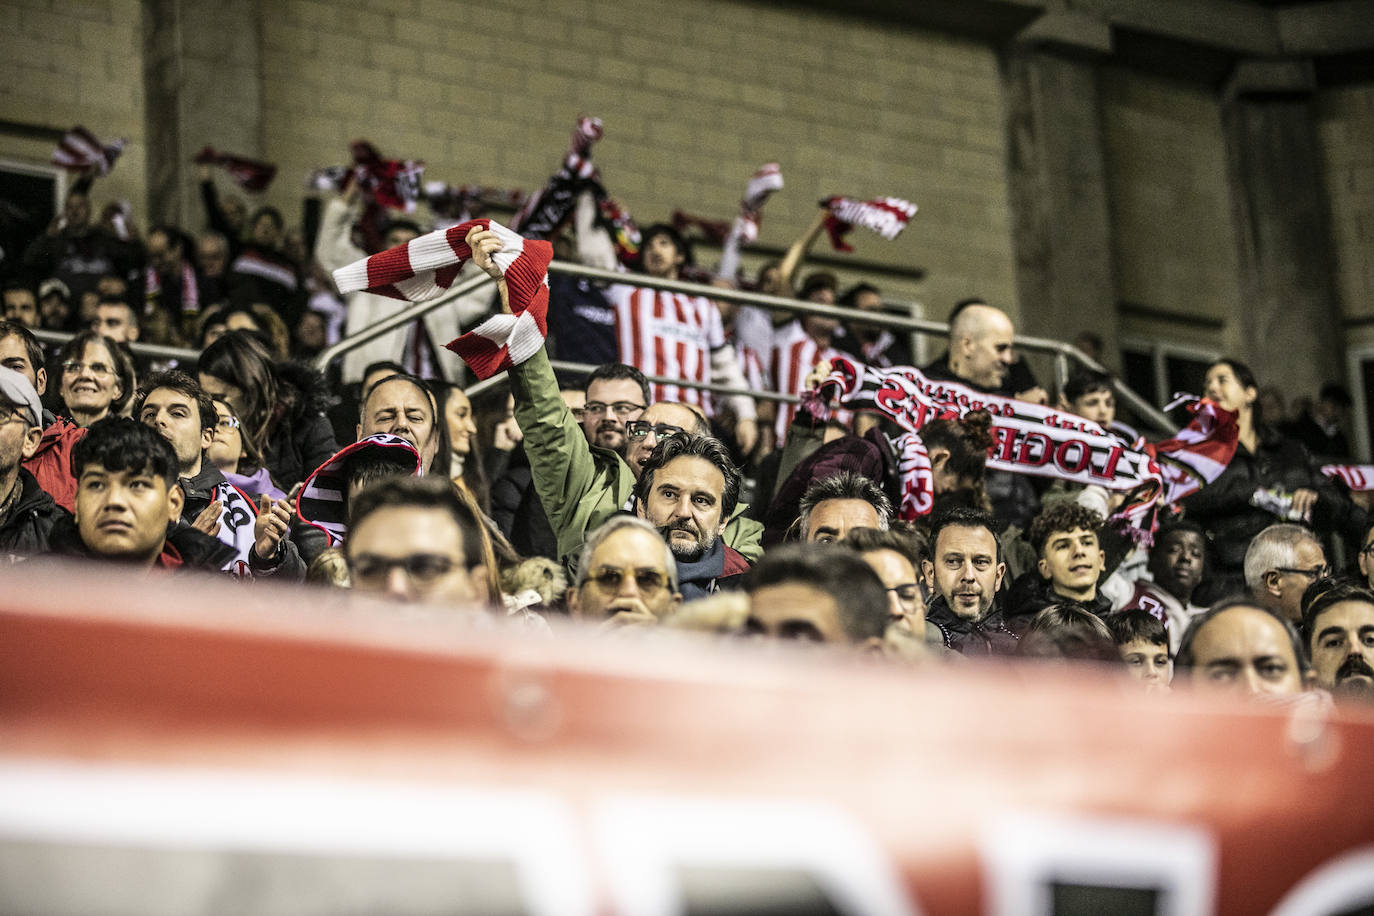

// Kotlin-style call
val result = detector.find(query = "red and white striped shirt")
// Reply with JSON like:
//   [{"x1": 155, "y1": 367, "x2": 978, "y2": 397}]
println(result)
[
  {"x1": 611, "y1": 284, "x2": 726, "y2": 414},
  {"x1": 771, "y1": 320, "x2": 845, "y2": 443}
]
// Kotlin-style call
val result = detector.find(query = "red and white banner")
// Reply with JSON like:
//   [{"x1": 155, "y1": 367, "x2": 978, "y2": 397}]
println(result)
[
  {"x1": 0, "y1": 567, "x2": 1371, "y2": 915},
  {"x1": 811, "y1": 359, "x2": 1239, "y2": 523}
]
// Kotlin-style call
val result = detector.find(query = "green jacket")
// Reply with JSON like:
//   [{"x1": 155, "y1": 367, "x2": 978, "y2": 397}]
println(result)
[{"x1": 509, "y1": 348, "x2": 763, "y2": 566}]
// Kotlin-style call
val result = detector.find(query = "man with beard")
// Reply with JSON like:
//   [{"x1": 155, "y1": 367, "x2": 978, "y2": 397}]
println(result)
[
  {"x1": 580, "y1": 363, "x2": 650, "y2": 455},
  {"x1": 921, "y1": 507, "x2": 1019, "y2": 655},
  {"x1": 1302, "y1": 580, "x2": 1374, "y2": 704},
  {"x1": 632, "y1": 432, "x2": 749, "y2": 599},
  {"x1": 1119, "y1": 520, "x2": 1209, "y2": 652}
]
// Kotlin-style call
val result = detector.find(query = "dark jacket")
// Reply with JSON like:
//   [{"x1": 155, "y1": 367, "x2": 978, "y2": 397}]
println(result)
[
  {"x1": 925, "y1": 593, "x2": 1020, "y2": 657},
  {"x1": 490, "y1": 447, "x2": 560, "y2": 562},
  {"x1": 1181, "y1": 429, "x2": 1348, "y2": 576},
  {"x1": 0, "y1": 469, "x2": 63, "y2": 560},
  {"x1": 46, "y1": 514, "x2": 238, "y2": 572},
  {"x1": 1004, "y1": 569, "x2": 1114, "y2": 635},
  {"x1": 676, "y1": 537, "x2": 751, "y2": 601},
  {"x1": 178, "y1": 462, "x2": 306, "y2": 581},
  {"x1": 262, "y1": 362, "x2": 339, "y2": 491}
]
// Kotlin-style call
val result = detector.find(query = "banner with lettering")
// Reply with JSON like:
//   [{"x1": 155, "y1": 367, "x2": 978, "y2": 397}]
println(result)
[{"x1": 810, "y1": 358, "x2": 1238, "y2": 523}]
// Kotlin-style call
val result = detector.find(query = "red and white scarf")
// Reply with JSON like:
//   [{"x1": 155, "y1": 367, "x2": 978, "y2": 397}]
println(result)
[
  {"x1": 52, "y1": 126, "x2": 126, "y2": 175},
  {"x1": 194, "y1": 146, "x2": 277, "y2": 192},
  {"x1": 1321, "y1": 465, "x2": 1374, "y2": 491},
  {"x1": 811, "y1": 358, "x2": 1239, "y2": 525},
  {"x1": 333, "y1": 218, "x2": 554, "y2": 381},
  {"x1": 307, "y1": 140, "x2": 425, "y2": 212},
  {"x1": 820, "y1": 195, "x2": 917, "y2": 252}
]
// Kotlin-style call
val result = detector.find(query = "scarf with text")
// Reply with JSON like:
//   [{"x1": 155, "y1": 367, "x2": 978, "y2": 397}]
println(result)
[
  {"x1": 820, "y1": 196, "x2": 917, "y2": 252},
  {"x1": 811, "y1": 359, "x2": 1238, "y2": 526},
  {"x1": 52, "y1": 126, "x2": 126, "y2": 176},
  {"x1": 194, "y1": 146, "x2": 277, "y2": 191},
  {"x1": 211, "y1": 481, "x2": 259, "y2": 576}
]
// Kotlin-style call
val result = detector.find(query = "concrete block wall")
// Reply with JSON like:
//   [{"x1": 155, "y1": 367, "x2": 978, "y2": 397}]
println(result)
[
  {"x1": 1317, "y1": 84, "x2": 1374, "y2": 333},
  {"x1": 0, "y1": 0, "x2": 146, "y2": 215},
  {"x1": 254, "y1": 0, "x2": 1016, "y2": 317},
  {"x1": 1099, "y1": 66, "x2": 1240, "y2": 352}
]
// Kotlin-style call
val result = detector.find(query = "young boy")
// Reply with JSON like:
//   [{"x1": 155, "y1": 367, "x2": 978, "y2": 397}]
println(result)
[
  {"x1": 1007, "y1": 503, "x2": 1111, "y2": 629},
  {"x1": 1108, "y1": 608, "x2": 1173, "y2": 693},
  {"x1": 1061, "y1": 368, "x2": 1116, "y2": 429},
  {"x1": 1118, "y1": 519, "x2": 1209, "y2": 652}
]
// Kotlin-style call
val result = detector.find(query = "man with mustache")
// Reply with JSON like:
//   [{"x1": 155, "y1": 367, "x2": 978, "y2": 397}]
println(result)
[
  {"x1": 1302, "y1": 580, "x2": 1374, "y2": 704},
  {"x1": 579, "y1": 363, "x2": 649, "y2": 454},
  {"x1": 632, "y1": 433, "x2": 750, "y2": 599},
  {"x1": 921, "y1": 507, "x2": 1019, "y2": 656}
]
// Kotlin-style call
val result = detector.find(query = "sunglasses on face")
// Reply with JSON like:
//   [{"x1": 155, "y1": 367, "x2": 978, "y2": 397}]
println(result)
[
  {"x1": 350, "y1": 553, "x2": 456, "y2": 584},
  {"x1": 627, "y1": 421, "x2": 686, "y2": 441},
  {"x1": 586, "y1": 566, "x2": 669, "y2": 595}
]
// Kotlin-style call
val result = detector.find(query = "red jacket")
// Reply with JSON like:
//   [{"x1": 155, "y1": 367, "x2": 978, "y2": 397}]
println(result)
[{"x1": 23, "y1": 418, "x2": 86, "y2": 513}]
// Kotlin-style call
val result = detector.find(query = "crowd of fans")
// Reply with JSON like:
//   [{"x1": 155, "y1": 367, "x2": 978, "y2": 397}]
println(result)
[{"x1": 1, "y1": 120, "x2": 1372, "y2": 713}]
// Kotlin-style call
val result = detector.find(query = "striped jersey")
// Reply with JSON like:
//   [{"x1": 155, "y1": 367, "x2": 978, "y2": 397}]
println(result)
[
  {"x1": 771, "y1": 319, "x2": 845, "y2": 443},
  {"x1": 611, "y1": 284, "x2": 726, "y2": 414}
]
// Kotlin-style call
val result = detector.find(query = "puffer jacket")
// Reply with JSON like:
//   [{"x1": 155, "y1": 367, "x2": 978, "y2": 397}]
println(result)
[{"x1": 0, "y1": 469, "x2": 63, "y2": 560}]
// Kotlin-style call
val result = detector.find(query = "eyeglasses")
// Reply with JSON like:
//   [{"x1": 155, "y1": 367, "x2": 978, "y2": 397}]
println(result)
[
  {"x1": 0, "y1": 404, "x2": 28, "y2": 426},
  {"x1": 61, "y1": 360, "x2": 114, "y2": 378},
  {"x1": 1275, "y1": 565, "x2": 1331, "y2": 582},
  {"x1": 216, "y1": 415, "x2": 240, "y2": 431},
  {"x1": 585, "y1": 566, "x2": 669, "y2": 595},
  {"x1": 887, "y1": 584, "x2": 922, "y2": 604},
  {"x1": 569, "y1": 408, "x2": 586, "y2": 422},
  {"x1": 1362, "y1": 543, "x2": 1374, "y2": 558},
  {"x1": 627, "y1": 421, "x2": 686, "y2": 441},
  {"x1": 351, "y1": 553, "x2": 456, "y2": 584},
  {"x1": 584, "y1": 401, "x2": 645, "y2": 419}
]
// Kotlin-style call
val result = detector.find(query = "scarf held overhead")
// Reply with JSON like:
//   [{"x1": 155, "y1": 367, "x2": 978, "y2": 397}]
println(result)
[{"x1": 811, "y1": 358, "x2": 1237, "y2": 521}]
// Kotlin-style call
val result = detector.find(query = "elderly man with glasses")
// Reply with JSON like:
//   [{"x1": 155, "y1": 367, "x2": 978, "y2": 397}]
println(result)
[
  {"x1": 568, "y1": 515, "x2": 683, "y2": 626},
  {"x1": 1243, "y1": 523, "x2": 1330, "y2": 624}
]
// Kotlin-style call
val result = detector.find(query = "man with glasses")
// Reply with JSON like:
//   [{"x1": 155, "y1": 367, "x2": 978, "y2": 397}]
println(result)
[
  {"x1": 567, "y1": 515, "x2": 681, "y2": 625},
  {"x1": 580, "y1": 363, "x2": 650, "y2": 454},
  {"x1": 345, "y1": 475, "x2": 488, "y2": 606},
  {"x1": 1243, "y1": 523, "x2": 1329, "y2": 624}
]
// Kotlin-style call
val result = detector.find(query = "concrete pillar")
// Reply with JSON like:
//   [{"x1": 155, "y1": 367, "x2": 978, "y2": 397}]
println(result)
[
  {"x1": 1003, "y1": 12, "x2": 1120, "y2": 369},
  {"x1": 142, "y1": 0, "x2": 263, "y2": 229},
  {"x1": 1221, "y1": 59, "x2": 1343, "y2": 399}
]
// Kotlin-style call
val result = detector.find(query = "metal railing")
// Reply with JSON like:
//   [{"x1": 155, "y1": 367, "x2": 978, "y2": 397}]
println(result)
[
  {"x1": 26, "y1": 266, "x2": 1169, "y2": 434},
  {"x1": 31, "y1": 329, "x2": 200, "y2": 364},
  {"x1": 310, "y1": 260, "x2": 1176, "y2": 436}
]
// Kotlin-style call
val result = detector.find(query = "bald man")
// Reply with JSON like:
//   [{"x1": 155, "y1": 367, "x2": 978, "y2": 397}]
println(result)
[{"x1": 926, "y1": 299, "x2": 1047, "y2": 404}]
